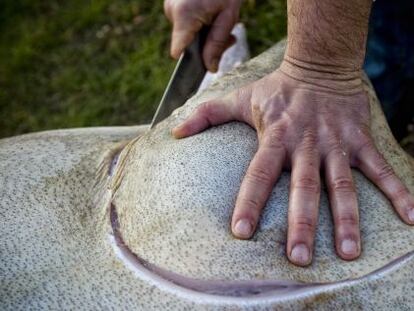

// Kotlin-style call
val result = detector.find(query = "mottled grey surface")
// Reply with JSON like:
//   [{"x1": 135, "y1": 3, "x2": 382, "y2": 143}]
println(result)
[
  {"x1": 1, "y1": 40, "x2": 414, "y2": 310},
  {"x1": 113, "y1": 40, "x2": 414, "y2": 282}
]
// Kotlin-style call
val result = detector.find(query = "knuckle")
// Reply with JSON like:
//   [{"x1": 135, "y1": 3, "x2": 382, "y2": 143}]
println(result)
[
  {"x1": 394, "y1": 186, "x2": 409, "y2": 198},
  {"x1": 208, "y1": 37, "x2": 228, "y2": 49},
  {"x1": 390, "y1": 186, "x2": 410, "y2": 205},
  {"x1": 354, "y1": 135, "x2": 375, "y2": 155},
  {"x1": 337, "y1": 213, "x2": 359, "y2": 227},
  {"x1": 296, "y1": 142, "x2": 317, "y2": 156},
  {"x1": 197, "y1": 101, "x2": 214, "y2": 115},
  {"x1": 330, "y1": 177, "x2": 354, "y2": 193},
  {"x1": 246, "y1": 167, "x2": 273, "y2": 185},
  {"x1": 239, "y1": 197, "x2": 261, "y2": 213},
  {"x1": 262, "y1": 134, "x2": 285, "y2": 152},
  {"x1": 302, "y1": 129, "x2": 318, "y2": 146},
  {"x1": 293, "y1": 215, "x2": 316, "y2": 232},
  {"x1": 293, "y1": 177, "x2": 320, "y2": 194},
  {"x1": 376, "y1": 163, "x2": 395, "y2": 181},
  {"x1": 266, "y1": 140, "x2": 285, "y2": 153},
  {"x1": 325, "y1": 144, "x2": 344, "y2": 157},
  {"x1": 266, "y1": 124, "x2": 287, "y2": 141}
]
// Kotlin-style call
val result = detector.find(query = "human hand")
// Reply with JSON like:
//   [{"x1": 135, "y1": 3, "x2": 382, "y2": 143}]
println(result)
[
  {"x1": 172, "y1": 60, "x2": 414, "y2": 266},
  {"x1": 164, "y1": 0, "x2": 242, "y2": 72}
]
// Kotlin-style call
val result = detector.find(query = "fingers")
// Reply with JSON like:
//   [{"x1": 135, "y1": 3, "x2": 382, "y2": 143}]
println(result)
[
  {"x1": 355, "y1": 140, "x2": 414, "y2": 225},
  {"x1": 203, "y1": 10, "x2": 238, "y2": 72},
  {"x1": 231, "y1": 138, "x2": 286, "y2": 239},
  {"x1": 172, "y1": 99, "x2": 234, "y2": 138},
  {"x1": 172, "y1": 84, "x2": 252, "y2": 139},
  {"x1": 170, "y1": 17, "x2": 203, "y2": 59},
  {"x1": 287, "y1": 142, "x2": 321, "y2": 266},
  {"x1": 165, "y1": 0, "x2": 241, "y2": 66},
  {"x1": 325, "y1": 148, "x2": 361, "y2": 260},
  {"x1": 164, "y1": 0, "x2": 205, "y2": 59}
]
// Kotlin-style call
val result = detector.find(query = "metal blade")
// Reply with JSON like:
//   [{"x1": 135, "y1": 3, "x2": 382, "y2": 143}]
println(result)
[{"x1": 150, "y1": 27, "x2": 209, "y2": 128}]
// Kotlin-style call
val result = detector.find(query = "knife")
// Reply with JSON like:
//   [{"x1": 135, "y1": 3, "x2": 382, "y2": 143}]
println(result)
[{"x1": 150, "y1": 26, "x2": 210, "y2": 129}]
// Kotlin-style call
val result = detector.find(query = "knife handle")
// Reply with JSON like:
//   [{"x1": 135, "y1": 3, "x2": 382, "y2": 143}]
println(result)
[{"x1": 184, "y1": 25, "x2": 210, "y2": 71}]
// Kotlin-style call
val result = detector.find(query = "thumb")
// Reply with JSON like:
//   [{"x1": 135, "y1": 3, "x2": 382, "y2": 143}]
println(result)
[{"x1": 172, "y1": 99, "x2": 235, "y2": 138}]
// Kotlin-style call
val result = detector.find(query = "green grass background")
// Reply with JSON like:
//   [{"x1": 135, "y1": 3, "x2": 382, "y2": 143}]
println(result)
[{"x1": 0, "y1": 0, "x2": 287, "y2": 138}]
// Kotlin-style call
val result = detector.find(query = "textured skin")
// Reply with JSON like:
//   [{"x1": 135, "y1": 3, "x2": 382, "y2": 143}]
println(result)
[{"x1": 1, "y1": 41, "x2": 414, "y2": 310}]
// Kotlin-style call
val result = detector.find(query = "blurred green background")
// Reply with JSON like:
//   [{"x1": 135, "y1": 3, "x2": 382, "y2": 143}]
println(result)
[{"x1": 0, "y1": 0, "x2": 287, "y2": 138}]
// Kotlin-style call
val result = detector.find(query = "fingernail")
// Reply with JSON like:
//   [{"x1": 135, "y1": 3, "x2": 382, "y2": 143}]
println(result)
[
  {"x1": 210, "y1": 58, "x2": 219, "y2": 72},
  {"x1": 408, "y1": 209, "x2": 414, "y2": 223},
  {"x1": 171, "y1": 126, "x2": 183, "y2": 138},
  {"x1": 341, "y1": 239, "x2": 358, "y2": 256},
  {"x1": 171, "y1": 126, "x2": 179, "y2": 134},
  {"x1": 233, "y1": 219, "x2": 252, "y2": 238},
  {"x1": 291, "y1": 244, "x2": 310, "y2": 265}
]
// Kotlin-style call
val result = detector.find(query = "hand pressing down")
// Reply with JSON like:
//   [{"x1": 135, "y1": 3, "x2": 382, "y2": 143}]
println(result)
[{"x1": 172, "y1": 61, "x2": 414, "y2": 267}]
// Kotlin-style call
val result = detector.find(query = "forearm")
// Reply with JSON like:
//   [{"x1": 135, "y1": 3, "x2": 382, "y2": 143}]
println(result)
[
  {"x1": 281, "y1": 0, "x2": 372, "y2": 92},
  {"x1": 285, "y1": 0, "x2": 372, "y2": 72}
]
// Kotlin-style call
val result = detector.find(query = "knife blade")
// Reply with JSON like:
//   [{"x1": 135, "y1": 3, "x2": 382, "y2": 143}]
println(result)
[{"x1": 150, "y1": 27, "x2": 209, "y2": 129}]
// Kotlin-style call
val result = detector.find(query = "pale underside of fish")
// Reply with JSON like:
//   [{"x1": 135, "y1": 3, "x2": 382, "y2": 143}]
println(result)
[{"x1": 1, "y1": 34, "x2": 413, "y2": 310}]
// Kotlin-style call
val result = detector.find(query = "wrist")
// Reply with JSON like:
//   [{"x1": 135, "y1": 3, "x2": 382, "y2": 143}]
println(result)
[{"x1": 279, "y1": 57, "x2": 364, "y2": 94}]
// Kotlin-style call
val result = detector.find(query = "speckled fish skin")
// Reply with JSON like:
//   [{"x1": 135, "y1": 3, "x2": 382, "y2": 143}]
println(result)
[{"x1": 1, "y1": 40, "x2": 413, "y2": 310}]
